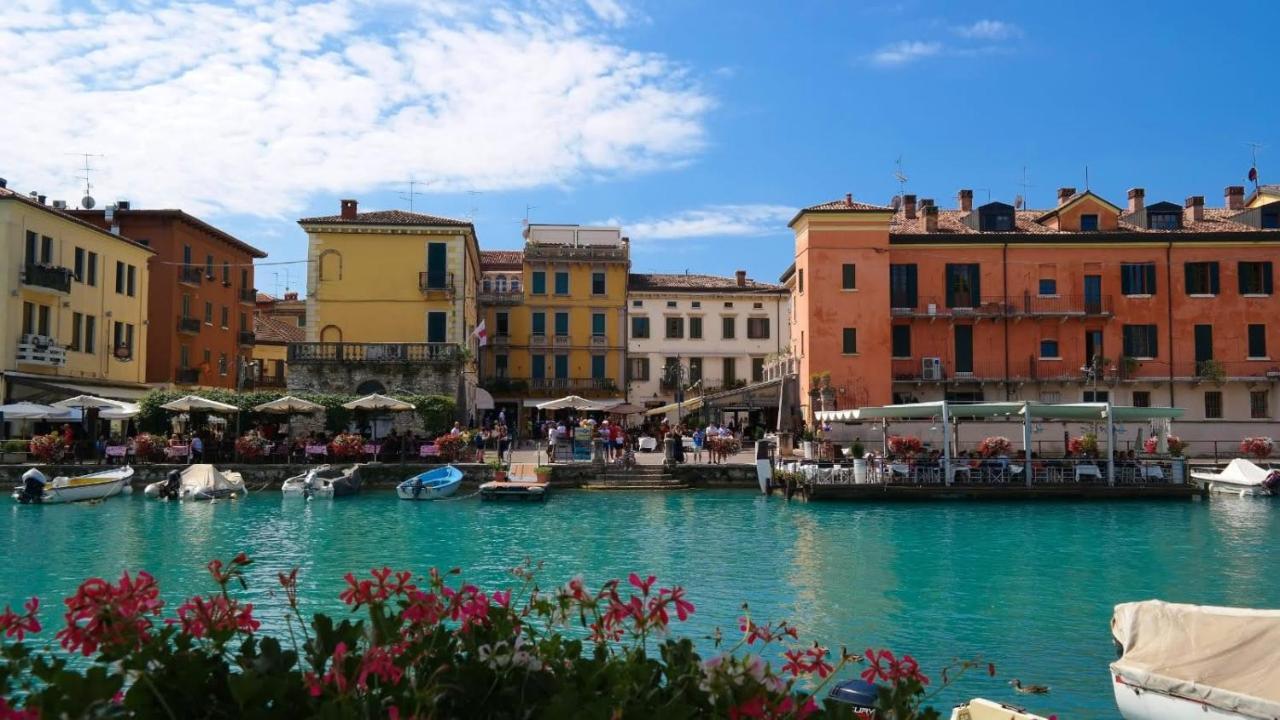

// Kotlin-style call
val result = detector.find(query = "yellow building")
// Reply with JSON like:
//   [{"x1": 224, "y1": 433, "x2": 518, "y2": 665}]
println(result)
[
  {"x1": 292, "y1": 200, "x2": 480, "y2": 408},
  {"x1": 251, "y1": 291, "x2": 305, "y2": 389},
  {"x1": 479, "y1": 224, "x2": 629, "y2": 422},
  {"x1": 1, "y1": 185, "x2": 153, "y2": 405}
]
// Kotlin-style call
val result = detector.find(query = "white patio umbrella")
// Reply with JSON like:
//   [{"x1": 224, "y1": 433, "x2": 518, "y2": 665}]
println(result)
[
  {"x1": 160, "y1": 395, "x2": 241, "y2": 413},
  {"x1": 0, "y1": 402, "x2": 73, "y2": 420},
  {"x1": 253, "y1": 396, "x2": 325, "y2": 442},
  {"x1": 536, "y1": 395, "x2": 611, "y2": 411},
  {"x1": 52, "y1": 394, "x2": 121, "y2": 411},
  {"x1": 99, "y1": 402, "x2": 139, "y2": 420},
  {"x1": 341, "y1": 394, "x2": 415, "y2": 411}
]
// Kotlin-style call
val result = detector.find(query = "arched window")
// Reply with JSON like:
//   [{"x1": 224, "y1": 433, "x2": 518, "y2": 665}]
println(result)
[
  {"x1": 496, "y1": 275, "x2": 508, "y2": 292},
  {"x1": 356, "y1": 380, "x2": 386, "y2": 395},
  {"x1": 482, "y1": 277, "x2": 492, "y2": 292},
  {"x1": 320, "y1": 325, "x2": 342, "y2": 342},
  {"x1": 510, "y1": 276, "x2": 522, "y2": 291},
  {"x1": 319, "y1": 250, "x2": 342, "y2": 281}
]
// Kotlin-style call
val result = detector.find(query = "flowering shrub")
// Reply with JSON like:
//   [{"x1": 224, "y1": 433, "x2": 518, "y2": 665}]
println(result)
[
  {"x1": 132, "y1": 432, "x2": 163, "y2": 461},
  {"x1": 887, "y1": 435, "x2": 924, "y2": 457},
  {"x1": 1240, "y1": 436, "x2": 1274, "y2": 460},
  {"x1": 1142, "y1": 435, "x2": 1186, "y2": 456},
  {"x1": 26, "y1": 433, "x2": 66, "y2": 463},
  {"x1": 329, "y1": 432, "x2": 365, "y2": 459},
  {"x1": 706, "y1": 436, "x2": 741, "y2": 456},
  {"x1": 235, "y1": 433, "x2": 269, "y2": 460},
  {"x1": 1067, "y1": 433, "x2": 1099, "y2": 457},
  {"x1": 0, "y1": 556, "x2": 983, "y2": 719},
  {"x1": 433, "y1": 432, "x2": 472, "y2": 462},
  {"x1": 977, "y1": 436, "x2": 1012, "y2": 458}
]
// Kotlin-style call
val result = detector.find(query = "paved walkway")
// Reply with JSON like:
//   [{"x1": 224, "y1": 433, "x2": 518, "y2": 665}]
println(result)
[{"x1": 508, "y1": 446, "x2": 756, "y2": 467}]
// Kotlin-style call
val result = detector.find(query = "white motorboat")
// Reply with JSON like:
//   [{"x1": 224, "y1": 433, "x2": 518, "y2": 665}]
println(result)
[
  {"x1": 1190, "y1": 458, "x2": 1279, "y2": 496},
  {"x1": 950, "y1": 698, "x2": 1053, "y2": 720},
  {"x1": 1111, "y1": 600, "x2": 1280, "y2": 720},
  {"x1": 281, "y1": 464, "x2": 362, "y2": 499},
  {"x1": 144, "y1": 464, "x2": 245, "y2": 501},
  {"x1": 13, "y1": 466, "x2": 134, "y2": 504}
]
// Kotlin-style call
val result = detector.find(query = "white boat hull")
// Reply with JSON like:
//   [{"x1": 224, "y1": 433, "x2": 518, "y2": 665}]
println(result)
[
  {"x1": 14, "y1": 467, "x2": 134, "y2": 504},
  {"x1": 1195, "y1": 477, "x2": 1273, "y2": 497},
  {"x1": 396, "y1": 483, "x2": 459, "y2": 500},
  {"x1": 1113, "y1": 674, "x2": 1247, "y2": 720}
]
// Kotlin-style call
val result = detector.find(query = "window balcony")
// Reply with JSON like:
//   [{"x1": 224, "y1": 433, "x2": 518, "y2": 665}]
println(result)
[
  {"x1": 553, "y1": 335, "x2": 571, "y2": 347},
  {"x1": 491, "y1": 334, "x2": 510, "y2": 348},
  {"x1": 239, "y1": 287, "x2": 257, "y2": 304},
  {"x1": 890, "y1": 296, "x2": 1009, "y2": 319},
  {"x1": 418, "y1": 272, "x2": 455, "y2": 295},
  {"x1": 250, "y1": 373, "x2": 287, "y2": 389},
  {"x1": 178, "y1": 266, "x2": 203, "y2": 286},
  {"x1": 238, "y1": 331, "x2": 256, "y2": 347},
  {"x1": 113, "y1": 345, "x2": 134, "y2": 361},
  {"x1": 1010, "y1": 294, "x2": 1113, "y2": 318},
  {"x1": 527, "y1": 377, "x2": 618, "y2": 396},
  {"x1": 590, "y1": 334, "x2": 607, "y2": 346},
  {"x1": 479, "y1": 290, "x2": 524, "y2": 306},
  {"x1": 21, "y1": 264, "x2": 73, "y2": 294},
  {"x1": 15, "y1": 335, "x2": 67, "y2": 367},
  {"x1": 530, "y1": 333, "x2": 547, "y2": 346},
  {"x1": 177, "y1": 317, "x2": 202, "y2": 335},
  {"x1": 176, "y1": 367, "x2": 201, "y2": 385},
  {"x1": 287, "y1": 342, "x2": 462, "y2": 364}
]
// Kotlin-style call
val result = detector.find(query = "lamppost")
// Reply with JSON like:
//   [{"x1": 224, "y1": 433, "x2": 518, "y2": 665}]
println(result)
[
  {"x1": 235, "y1": 357, "x2": 259, "y2": 457},
  {"x1": 664, "y1": 359, "x2": 687, "y2": 425}
]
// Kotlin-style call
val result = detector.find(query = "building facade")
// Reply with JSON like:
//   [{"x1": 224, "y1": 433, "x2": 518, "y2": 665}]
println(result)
[
  {"x1": 478, "y1": 225, "x2": 629, "y2": 423},
  {"x1": 627, "y1": 272, "x2": 788, "y2": 408},
  {"x1": 786, "y1": 186, "x2": 1280, "y2": 444},
  {"x1": 70, "y1": 204, "x2": 265, "y2": 390},
  {"x1": 1, "y1": 186, "x2": 153, "y2": 403},
  {"x1": 291, "y1": 200, "x2": 480, "y2": 407},
  {"x1": 252, "y1": 291, "x2": 306, "y2": 389}
]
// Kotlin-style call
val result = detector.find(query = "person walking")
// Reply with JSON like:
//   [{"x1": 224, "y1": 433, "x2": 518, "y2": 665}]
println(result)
[{"x1": 691, "y1": 427, "x2": 705, "y2": 463}]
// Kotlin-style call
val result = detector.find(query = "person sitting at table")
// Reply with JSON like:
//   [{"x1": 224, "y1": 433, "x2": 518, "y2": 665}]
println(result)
[{"x1": 191, "y1": 434, "x2": 204, "y2": 463}]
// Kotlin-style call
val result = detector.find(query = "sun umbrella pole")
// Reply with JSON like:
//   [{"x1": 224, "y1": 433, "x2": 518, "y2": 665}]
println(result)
[
  {"x1": 941, "y1": 401, "x2": 952, "y2": 486},
  {"x1": 1023, "y1": 405, "x2": 1033, "y2": 487}
]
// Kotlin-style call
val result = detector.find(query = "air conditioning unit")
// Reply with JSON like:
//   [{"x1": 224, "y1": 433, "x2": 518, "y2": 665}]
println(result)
[{"x1": 921, "y1": 357, "x2": 942, "y2": 380}]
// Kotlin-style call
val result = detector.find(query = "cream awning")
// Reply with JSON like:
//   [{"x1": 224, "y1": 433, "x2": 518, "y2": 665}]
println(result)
[
  {"x1": 817, "y1": 401, "x2": 1183, "y2": 423},
  {"x1": 160, "y1": 395, "x2": 241, "y2": 413}
]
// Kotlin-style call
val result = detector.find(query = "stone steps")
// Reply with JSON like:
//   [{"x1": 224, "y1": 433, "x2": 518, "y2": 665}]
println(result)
[{"x1": 581, "y1": 472, "x2": 689, "y2": 490}]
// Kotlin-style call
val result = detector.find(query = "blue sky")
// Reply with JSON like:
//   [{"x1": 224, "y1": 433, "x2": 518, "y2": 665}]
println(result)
[{"x1": 4, "y1": 0, "x2": 1278, "y2": 295}]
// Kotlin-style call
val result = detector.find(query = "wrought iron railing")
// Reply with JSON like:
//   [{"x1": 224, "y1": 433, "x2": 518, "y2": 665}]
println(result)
[
  {"x1": 176, "y1": 367, "x2": 201, "y2": 384},
  {"x1": 418, "y1": 272, "x2": 455, "y2": 293},
  {"x1": 239, "y1": 287, "x2": 257, "y2": 303},
  {"x1": 21, "y1": 264, "x2": 73, "y2": 293},
  {"x1": 287, "y1": 342, "x2": 462, "y2": 363},
  {"x1": 178, "y1": 266, "x2": 203, "y2": 285},
  {"x1": 177, "y1": 317, "x2": 202, "y2": 334}
]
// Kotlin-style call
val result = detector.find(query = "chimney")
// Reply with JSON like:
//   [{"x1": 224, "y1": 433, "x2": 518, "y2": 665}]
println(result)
[
  {"x1": 1184, "y1": 195, "x2": 1204, "y2": 223},
  {"x1": 37, "y1": 194, "x2": 47, "y2": 205},
  {"x1": 922, "y1": 203, "x2": 938, "y2": 232},
  {"x1": 957, "y1": 188, "x2": 973, "y2": 212},
  {"x1": 843, "y1": 192, "x2": 853, "y2": 207},
  {"x1": 0, "y1": 178, "x2": 7, "y2": 189},
  {"x1": 1057, "y1": 187, "x2": 1076, "y2": 206},
  {"x1": 735, "y1": 270, "x2": 747, "y2": 287},
  {"x1": 116, "y1": 200, "x2": 130, "y2": 211},
  {"x1": 284, "y1": 291, "x2": 299, "y2": 301},
  {"x1": 1127, "y1": 187, "x2": 1145, "y2": 214},
  {"x1": 340, "y1": 198, "x2": 358, "y2": 220},
  {"x1": 902, "y1": 194, "x2": 917, "y2": 219},
  {"x1": 1225, "y1": 185, "x2": 1245, "y2": 210}
]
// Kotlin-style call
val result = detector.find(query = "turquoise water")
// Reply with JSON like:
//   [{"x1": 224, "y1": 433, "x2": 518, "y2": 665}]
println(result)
[{"x1": 2, "y1": 489, "x2": 1277, "y2": 718}]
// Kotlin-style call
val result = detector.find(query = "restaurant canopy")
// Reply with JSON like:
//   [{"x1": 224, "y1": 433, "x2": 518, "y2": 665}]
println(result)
[
  {"x1": 0, "y1": 401, "x2": 73, "y2": 420},
  {"x1": 252, "y1": 396, "x2": 325, "y2": 414},
  {"x1": 341, "y1": 394, "x2": 415, "y2": 412},
  {"x1": 536, "y1": 395, "x2": 614, "y2": 412},
  {"x1": 160, "y1": 395, "x2": 241, "y2": 413}
]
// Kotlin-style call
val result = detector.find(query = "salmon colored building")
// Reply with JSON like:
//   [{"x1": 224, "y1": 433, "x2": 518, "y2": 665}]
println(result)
[
  {"x1": 785, "y1": 186, "x2": 1280, "y2": 445},
  {"x1": 70, "y1": 204, "x2": 267, "y2": 389}
]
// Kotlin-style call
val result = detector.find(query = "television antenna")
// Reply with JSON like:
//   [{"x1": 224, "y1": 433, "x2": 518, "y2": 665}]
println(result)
[
  {"x1": 465, "y1": 189, "x2": 483, "y2": 221},
  {"x1": 975, "y1": 187, "x2": 992, "y2": 202},
  {"x1": 67, "y1": 152, "x2": 103, "y2": 209},
  {"x1": 893, "y1": 156, "x2": 909, "y2": 195},
  {"x1": 400, "y1": 177, "x2": 430, "y2": 212},
  {"x1": 1016, "y1": 166, "x2": 1033, "y2": 209},
  {"x1": 1246, "y1": 141, "x2": 1265, "y2": 188}
]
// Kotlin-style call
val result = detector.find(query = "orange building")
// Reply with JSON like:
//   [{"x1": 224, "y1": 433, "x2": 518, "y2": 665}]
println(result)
[{"x1": 785, "y1": 186, "x2": 1280, "y2": 438}]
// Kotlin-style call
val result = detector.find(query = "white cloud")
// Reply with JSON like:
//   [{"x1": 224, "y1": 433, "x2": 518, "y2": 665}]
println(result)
[
  {"x1": 608, "y1": 204, "x2": 795, "y2": 242},
  {"x1": 0, "y1": 0, "x2": 709, "y2": 218},
  {"x1": 869, "y1": 41, "x2": 942, "y2": 67},
  {"x1": 953, "y1": 19, "x2": 1021, "y2": 41}
]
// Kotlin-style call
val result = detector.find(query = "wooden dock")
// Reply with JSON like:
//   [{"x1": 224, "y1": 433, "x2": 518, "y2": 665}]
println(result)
[{"x1": 805, "y1": 482, "x2": 1204, "y2": 501}]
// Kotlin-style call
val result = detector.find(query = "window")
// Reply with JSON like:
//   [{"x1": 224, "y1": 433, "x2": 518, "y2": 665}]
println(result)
[
  {"x1": 495, "y1": 312, "x2": 509, "y2": 337},
  {"x1": 688, "y1": 357, "x2": 702, "y2": 384},
  {"x1": 115, "y1": 261, "x2": 125, "y2": 293},
  {"x1": 203, "y1": 349, "x2": 212, "y2": 366},
  {"x1": 531, "y1": 312, "x2": 546, "y2": 336},
  {"x1": 219, "y1": 353, "x2": 228, "y2": 376},
  {"x1": 74, "y1": 247, "x2": 85, "y2": 281},
  {"x1": 689, "y1": 316, "x2": 703, "y2": 339},
  {"x1": 1204, "y1": 391, "x2": 1223, "y2": 419},
  {"x1": 628, "y1": 357, "x2": 649, "y2": 381},
  {"x1": 1149, "y1": 212, "x2": 1180, "y2": 230},
  {"x1": 1248, "y1": 324, "x2": 1267, "y2": 358},
  {"x1": 890, "y1": 264, "x2": 918, "y2": 308},
  {"x1": 222, "y1": 262, "x2": 230, "y2": 284},
  {"x1": 945, "y1": 263, "x2": 980, "y2": 308},
  {"x1": 753, "y1": 302, "x2": 763, "y2": 309},
  {"x1": 591, "y1": 272, "x2": 605, "y2": 295},
  {"x1": 1122, "y1": 324, "x2": 1159, "y2": 358},
  {"x1": 204, "y1": 301, "x2": 213, "y2": 324},
  {"x1": 721, "y1": 316, "x2": 735, "y2": 339},
  {"x1": 126, "y1": 265, "x2": 136, "y2": 296},
  {"x1": 722, "y1": 357, "x2": 736, "y2": 385},
  {"x1": 891, "y1": 325, "x2": 911, "y2": 357},
  {"x1": 798, "y1": 269, "x2": 804, "y2": 293},
  {"x1": 112, "y1": 321, "x2": 134, "y2": 356},
  {"x1": 724, "y1": 302, "x2": 733, "y2": 308},
  {"x1": 239, "y1": 312, "x2": 247, "y2": 331},
  {"x1": 632, "y1": 300, "x2": 642, "y2": 307},
  {"x1": 181, "y1": 294, "x2": 192, "y2": 318},
  {"x1": 752, "y1": 357, "x2": 765, "y2": 382},
  {"x1": 1038, "y1": 278, "x2": 1057, "y2": 295},
  {"x1": 36, "y1": 305, "x2": 49, "y2": 336},
  {"x1": 841, "y1": 264, "x2": 856, "y2": 290},
  {"x1": 1040, "y1": 339, "x2": 1060, "y2": 358},
  {"x1": 554, "y1": 354, "x2": 568, "y2": 379},
  {"x1": 494, "y1": 354, "x2": 508, "y2": 378},
  {"x1": 40, "y1": 235, "x2": 53, "y2": 264},
  {"x1": 1120, "y1": 263, "x2": 1157, "y2": 295},
  {"x1": 665, "y1": 316, "x2": 684, "y2": 339},
  {"x1": 1083, "y1": 390, "x2": 1109, "y2": 403},
  {"x1": 1184, "y1": 262, "x2": 1219, "y2": 295},
  {"x1": 241, "y1": 268, "x2": 249, "y2": 290},
  {"x1": 21, "y1": 302, "x2": 33, "y2": 336},
  {"x1": 553, "y1": 271, "x2": 569, "y2": 295},
  {"x1": 667, "y1": 301, "x2": 677, "y2": 308},
  {"x1": 531, "y1": 354, "x2": 545, "y2": 379},
  {"x1": 84, "y1": 315, "x2": 96, "y2": 354},
  {"x1": 692, "y1": 301, "x2": 701, "y2": 309},
  {"x1": 631, "y1": 316, "x2": 650, "y2": 339},
  {"x1": 591, "y1": 355, "x2": 606, "y2": 379},
  {"x1": 23, "y1": 231, "x2": 36, "y2": 264},
  {"x1": 179, "y1": 345, "x2": 190, "y2": 369},
  {"x1": 531, "y1": 271, "x2": 546, "y2": 294},
  {"x1": 1132, "y1": 391, "x2": 1151, "y2": 408},
  {"x1": 220, "y1": 306, "x2": 229, "y2": 328},
  {"x1": 592, "y1": 312, "x2": 606, "y2": 336},
  {"x1": 554, "y1": 312, "x2": 569, "y2": 337},
  {"x1": 842, "y1": 328, "x2": 857, "y2": 354},
  {"x1": 70, "y1": 312, "x2": 82, "y2": 351},
  {"x1": 205, "y1": 254, "x2": 214, "y2": 278},
  {"x1": 1251, "y1": 390, "x2": 1269, "y2": 419},
  {"x1": 1079, "y1": 214, "x2": 1099, "y2": 232},
  {"x1": 86, "y1": 252, "x2": 97, "y2": 286},
  {"x1": 1239, "y1": 262, "x2": 1274, "y2": 295},
  {"x1": 747, "y1": 317, "x2": 769, "y2": 339}
]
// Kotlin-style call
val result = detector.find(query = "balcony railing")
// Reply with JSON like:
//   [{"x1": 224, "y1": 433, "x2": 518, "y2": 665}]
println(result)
[
  {"x1": 892, "y1": 294, "x2": 1114, "y2": 319},
  {"x1": 251, "y1": 373, "x2": 287, "y2": 389},
  {"x1": 15, "y1": 335, "x2": 66, "y2": 367},
  {"x1": 479, "y1": 290, "x2": 524, "y2": 305},
  {"x1": 763, "y1": 355, "x2": 797, "y2": 381},
  {"x1": 239, "y1": 287, "x2": 257, "y2": 304},
  {"x1": 1010, "y1": 294, "x2": 1113, "y2": 317},
  {"x1": 21, "y1": 264, "x2": 74, "y2": 294},
  {"x1": 891, "y1": 357, "x2": 1007, "y2": 382},
  {"x1": 528, "y1": 377, "x2": 619, "y2": 396},
  {"x1": 177, "y1": 317, "x2": 202, "y2": 334},
  {"x1": 491, "y1": 334, "x2": 510, "y2": 348},
  {"x1": 890, "y1": 296, "x2": 1009, "y2": 318},
  {"x1": 553, "y1": 335, "x2": 571, "y2": 347},
  {"x1": 238, "y1": 331, "x2": 256, "y2": 347},
  {"x1": 524, "y1": 244, "x2": 627, "y2": 263},
  {"x1": 176, "y1": 367, "x2": 201, "y2": 385},
  {"x1": 418, "y1": 272, "x2": 455, "y2": 294},
  {"x1": 590, "y1": 334, "x2": 607, "y2": 346},
  {"x1": 530, "y1": 333, "x2": 547, "y2": 346},
  {"x1": 287, "y1": 342, "x2": 462, "y2": 364},
  {"x1": 178, "y1": 266, "x2": 203, "y2": 285}
]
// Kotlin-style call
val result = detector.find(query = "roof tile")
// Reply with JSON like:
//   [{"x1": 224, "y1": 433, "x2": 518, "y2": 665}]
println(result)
[
  {"x1": 298, "y1": 209, "x2": 471, "y2": 227},
  {"x1": 629, "y1": 273, "x2": 785, "y2": 292}
]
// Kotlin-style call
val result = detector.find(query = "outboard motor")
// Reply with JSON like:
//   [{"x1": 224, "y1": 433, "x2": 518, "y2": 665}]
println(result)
[
  {"x1": 161, "y1": 469, "x2": 182, "y2": 500},
  {"x1": 826, "y1": 678, "x2": 878, "y2": 718},
  {"x1": 1264, "y1": 470, "x2": 1280, "y2": 492},
  {"x1": 17, "y1": 469, "x2": 47, "y2": 504}
]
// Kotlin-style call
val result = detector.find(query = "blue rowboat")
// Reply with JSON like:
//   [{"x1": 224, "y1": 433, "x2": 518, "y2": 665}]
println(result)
[{"x1": 397, "y1": 465, "x2": 463, "y2": 501}]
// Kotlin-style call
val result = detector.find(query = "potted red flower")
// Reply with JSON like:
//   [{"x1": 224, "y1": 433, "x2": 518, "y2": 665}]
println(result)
[
  {"x1": 977, "y1": 436, "x2": 1012, "y2": 458},
  {"x1": 1240, "y1": 436, "x2": 1273, "y2": 460},
  {"x1": 887, "y1": 435, "x2": 923, "y2": 457},
  {"x1": 328, "y1": 433, "x2": 364, "y2": 459},
  {"x1": 235, "y1": 434, "x2": 268, "y2": 461},
  {"x1": 1143, "y1": 435, "x2": 1186, "y2": 456},
  {"x1": 28, "y1": 433, "x2": 66, "y2": 463}
]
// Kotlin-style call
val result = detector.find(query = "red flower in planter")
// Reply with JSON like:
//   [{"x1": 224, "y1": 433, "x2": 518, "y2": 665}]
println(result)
[{"x1": 57, "y1": 571, "x2": 164, "y2": 656}]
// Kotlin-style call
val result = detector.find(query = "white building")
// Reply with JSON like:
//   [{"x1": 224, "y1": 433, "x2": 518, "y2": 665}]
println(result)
[{"x1": 627, "y1": 271, "x2": 789, "y2": 408}]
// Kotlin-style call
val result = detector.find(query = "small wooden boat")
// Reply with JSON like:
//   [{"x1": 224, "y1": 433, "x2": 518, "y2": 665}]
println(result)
[
  {"x1": 143, "y1": 464, "x2": 245, "y2": 501},
  {"x1": 949, "y1": 698, "x2": 1054, "y2": 720},
  {"x1": 282, "y1": 464, "x2": 363, "y2": 498},
  {"x1": 397, "y1": 465, "x2": 462, "y2": 500},
  {"x1": 1190, "y1": 458, "x2": 1278, "y2": 497},
  {"x1": 480, "y1": 463, "x2": 548, "y2": 501},
  {"x1": 13, "y1": 466, "x2": 134, "y2": 504},
  {"x1": 1111, "y1": 600, "x2": 1280, "y2": 720}
]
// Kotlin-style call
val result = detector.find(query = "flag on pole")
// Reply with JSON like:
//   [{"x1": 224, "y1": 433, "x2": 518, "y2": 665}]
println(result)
[
  {"x1": 472, "y1": 320, "x2": 487, "y2": 347},
  {"x1": 1248, "y1": 166, "x2": 1258, "y2": 184}
]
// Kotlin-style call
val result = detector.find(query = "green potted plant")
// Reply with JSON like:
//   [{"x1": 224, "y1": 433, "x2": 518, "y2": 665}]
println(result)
[
  {"x1": 1, "y1": 439, "x2": 27, "y2": 464},
  {"x1": 534, "y1": 465, "x2": 552, "y2": 483},
  {"x1": 488, "y1": 458, "x2": 507, "y2": 482}
]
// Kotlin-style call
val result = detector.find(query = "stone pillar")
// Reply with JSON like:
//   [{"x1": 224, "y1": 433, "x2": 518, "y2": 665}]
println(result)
[
  {"x1": 663, "y1": 436, "x2": 678, "y2": 468},
  {"x1": 592, "y1": 438, "x2": 607, "y2": 466}
]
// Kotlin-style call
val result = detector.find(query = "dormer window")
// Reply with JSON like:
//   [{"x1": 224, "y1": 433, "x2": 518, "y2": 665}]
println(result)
[
  {"x1": 1264, "y1": 210, "x2": 1280, "y2": 229},
  {"x1": 967, "y1": 201, "x2": 1016, "y2": 232},
  {"x1": 1149, "y1": 212, "x2": 1179, "y2": 230},
  {"x1": 1080, "y1": 214, "x2": 1099, "y2": 231}
]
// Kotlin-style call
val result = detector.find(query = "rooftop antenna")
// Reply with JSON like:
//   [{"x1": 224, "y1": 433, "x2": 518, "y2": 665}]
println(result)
[
  {"x1": 284, "y1": 267, "x2": 291, "y2": 293},
  {"x1": 1246, "y1": 141, "x2": 1265, "y2": 189},
  {"x1": 893, "y1": 155, "x2": 909, "y2": 196},
  {"x1": 67, "y1": 152, "x2": 103, "y2": 209},
  {"x1": 524, "y1": 204, "x2": 537, "y2": 225},
  {"x1": 1084, "y1": 164, "x2": 1091, "y2": 191},
  {"x1": 975, "y1": 187, "x2": 992, "y2": 202},
  {"x1": 400, "y1": 177, "x2": 427, "y2": 212},
  {"x1": 272, "y1": 272, "x2": 279, "y2": 297},
  {"x1": 1016, "y1": 166, "x2": 1033, "y2": 209},
  {"x1": 465, "y1": 189, "x2": 483, "y2": 221}
]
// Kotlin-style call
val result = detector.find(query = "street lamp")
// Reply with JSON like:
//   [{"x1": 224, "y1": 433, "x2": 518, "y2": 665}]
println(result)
[{"x1": 663, "y1": 359, "x2": 687, "y2": 425}]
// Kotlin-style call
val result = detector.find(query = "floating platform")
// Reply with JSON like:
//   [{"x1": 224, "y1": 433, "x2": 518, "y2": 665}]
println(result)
[
  {"x1": 479, "y1": 480, "x2": 549, "y2": 501},
  {"x1": 805, "y1": 483, "x2": 1204, "y2": 502}
]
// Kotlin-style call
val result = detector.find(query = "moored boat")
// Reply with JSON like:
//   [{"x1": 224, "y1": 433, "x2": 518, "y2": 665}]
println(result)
[
  {"x1": 281, "y1": 464, "x2": 363, "y2": 499},
  {"x1": 949, "y1": 698, "x2": 1054, "y2": 720},
  {"x1": 13, "y1": 466, "x2": 134, "y2": 504},
  {"x1": 1111, "y1": 600, "x2": 1280, "y2": 720},
  {"x1": 397, "y1": 465, "x2": 462, "y2": 501},
  {"x1": 143, "y1": 464, "x2": 246, "y2": 501},
  {"x1": 1189, "y1": 458, "x2": 1278, "y2": 496}
]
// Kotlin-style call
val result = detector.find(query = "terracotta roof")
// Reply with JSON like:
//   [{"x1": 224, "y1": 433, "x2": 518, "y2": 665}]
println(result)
[
  {"x1": 480, "y1": 250, "x2": 524, "y2": 270},
  {"x1": 0, "y1": 188, "x2": 156, "y2": 254},
  {"x1": 256, "y1": 292, "x2": 274, "y2": 303},
  {"x1": 254, "y1": 314, "x2": 304, "y2": 344},
  {"x1": 66, "y1": 207, "x2": 266, "y2": 258},
  {"x1": 298, "y1": 209, "x2": 471, "y2": 227},
  {"x1": 802, "y1": 198, "x2": 894, "y2": 212},
  {"x1": 629, "y1": 273, "x2": 786, "y2": 293},
  {"x1": 887, "y1": 204, "x2": 1280, "y2": 237}
]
